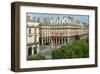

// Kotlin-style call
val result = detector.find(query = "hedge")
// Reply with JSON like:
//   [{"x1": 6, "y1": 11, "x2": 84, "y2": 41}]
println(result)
[{"x1": 27, "y1": 54, "x2": 45, "y2": 60}]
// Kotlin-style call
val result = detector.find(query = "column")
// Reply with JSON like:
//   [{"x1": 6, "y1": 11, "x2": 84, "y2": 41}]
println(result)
[
  {"x1": 41, "y1": 38, "x2": 43, "y2": 45},
  {"x1": 64, "y1": 38, "x2": 66, "y2": 44},
  {"x1": 61, "y1": 38, "x2": 63, "y2": 44},
  {"x1": 50, "y1": 38, "x2": 52, "y2": 43},
  {"x1": 47, "y1": 38, "x2": 48, "y2": 43},
  {"x1": 44, "y1": 38, "x2": 46, "y2": 44},
  {"x1": 27, "y1": 47, "x2": 28, "y2": 57},
  {"x1": 66, "y1": 38, "x2": 67, "y2": 43},
  {"x1": 55, "y1": 38, "x2": 57, "y2": 44},
  {"x1": 52, "y1": 38, "x2": 55, "y2": 43},
  {"x1": 54, "y1": 38, "x2": 56, "y2": 43},
  {"x1": 59, "y1": 38, "x2": 61, "y2": 44},
  {"x1": 36, "y1": 45, "x2": 40, "y2": 54},
  {"x1": 59, "y1": 38, "x2": 60, "y2": 44},
  {"x1": 49, "y1": 38, "x2": 51, "y2": 43},
  {"x1": 48, "y1": 38, "x2": 50, "y2": 43},
  {"x1": 32, "y1": 47, "x2": 34, "y2": 55},
  {"x1": 48, "y1": 37, "x2": 49, "y2": 43},
  {"x1": 50, "y1": 38, "x2": 51, "y2": 43},
  {"x1": 46, "y1": 38, "x2": 47, "y2": 43},
  {"x1": 67, "y1": 38, "x2": 69, "y2": 43}
]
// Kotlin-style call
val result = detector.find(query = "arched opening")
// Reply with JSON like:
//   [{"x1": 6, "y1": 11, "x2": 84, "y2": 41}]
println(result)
[
  {"x1": 34, "y1": 46, "x2": 37, "y2": 54},
  {"x1": 28, "y1": 47, "x2": 32, "y2": 56},
  {"x1": 39, "y1": 38, "x2": 42, "y2": 45},
  {"x1": 75, "y1": 35, "x2": 80, "y2": 41},
  {"x1": 66, "y1": 38, "x2": 68, "y2": 44},
  {"x1": 57, "y1": 38, "x2": 59, "y2": 44},
  {"x1": 60, "y1": 38, "x2": 62, "y2": 44}
]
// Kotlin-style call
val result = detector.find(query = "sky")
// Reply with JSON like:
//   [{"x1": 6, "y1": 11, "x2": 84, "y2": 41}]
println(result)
[{"x1": 27, "y1": 13, "x2": 89, "y2": 24}]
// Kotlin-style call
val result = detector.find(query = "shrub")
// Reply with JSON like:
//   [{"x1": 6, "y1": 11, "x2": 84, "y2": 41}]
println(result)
[{"x1": 27, "y1": 54, "x2": 45, "y2": 60}]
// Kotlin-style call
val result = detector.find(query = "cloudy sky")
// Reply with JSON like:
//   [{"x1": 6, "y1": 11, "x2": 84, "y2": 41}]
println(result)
[{"x1": 27, "y1": 13, "x2": 89, "y2": 24}]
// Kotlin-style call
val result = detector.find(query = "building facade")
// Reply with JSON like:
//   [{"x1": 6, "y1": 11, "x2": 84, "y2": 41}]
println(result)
[
  {"x1": 39, "y1": 25, "x2": 88, "y2": 45},
  {"x1": 27, "y1": 21, "x2": 40, "y2": 56}
]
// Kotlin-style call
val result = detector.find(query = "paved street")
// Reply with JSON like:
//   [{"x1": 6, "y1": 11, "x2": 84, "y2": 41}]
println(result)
[
  {"x1": 40, "y1": 45, "x2": 54, "y2": 59},
  {"x1": 40, "y1": 44, "x2": 65, "y2": 59}
]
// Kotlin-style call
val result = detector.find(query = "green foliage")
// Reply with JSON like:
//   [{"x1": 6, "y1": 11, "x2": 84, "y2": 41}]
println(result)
[
  {"x1": 52, "y1": 48, "x2": 65, "y2": 59},
  {"x1": 52, "y1": 39, "x2": 89, "y2": 59},
  {"x1": 27, "y1": 54, "x2": 45, "y2": 60}
]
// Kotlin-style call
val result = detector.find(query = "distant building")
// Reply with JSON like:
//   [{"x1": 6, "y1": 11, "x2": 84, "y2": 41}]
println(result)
[{"x1": 27, "y1": 14, "x2": 88, "y2": 56}]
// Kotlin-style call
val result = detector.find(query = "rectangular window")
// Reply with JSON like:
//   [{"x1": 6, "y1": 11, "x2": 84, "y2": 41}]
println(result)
[
  {"x1": 29, "y1": 28, "x2": 31, "y2": 34},
  {"x1": 34, "y1": 28, "x2": 36, "y2": 34},
  {"x1": 34, "y1": 35, "x2": 37, "y2": 42}
]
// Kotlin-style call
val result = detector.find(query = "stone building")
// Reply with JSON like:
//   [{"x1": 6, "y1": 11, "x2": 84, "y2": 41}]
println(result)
[
  {"x1": 27, "y1": 14, "x2": 40, "y2": 56},
  {"x1": 39, "y1": 24, "x2": 88, "y2": 45}
]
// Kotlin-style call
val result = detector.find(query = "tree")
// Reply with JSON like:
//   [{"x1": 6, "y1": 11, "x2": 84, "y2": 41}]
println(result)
[{"x1": 52, "y1": 39, "x2": 89, "y2": 59}]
